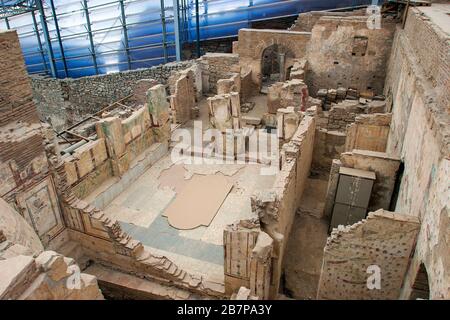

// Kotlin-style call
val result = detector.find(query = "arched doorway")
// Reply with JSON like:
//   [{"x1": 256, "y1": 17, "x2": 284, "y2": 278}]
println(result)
[
  {"x1": 261, "y1": 44, "x2": 294, "y2": 88},
  {"x1": 410, "y1": 263, "x2": 430, "y2": 300}
]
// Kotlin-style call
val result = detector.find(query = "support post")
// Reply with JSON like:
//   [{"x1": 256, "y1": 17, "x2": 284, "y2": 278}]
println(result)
[
  {"x1": 49, "y1": 0, "x2": 68, "y2": 77},
  {"x1": 82, "y1": 0, "x2": 99, "y2": 74},
  {"x1": 37, "y1": 0, "x2": 57, "y2": 78},
  {"x1": 173, "y1": 0, "x2": 181, "y2": 61},
  {"x1": 160, "y1": 0, "x2": 168, "y2": 63},
  {"x1": 4, "y1": 16, "x2": 10, "y2": 29},
  {"x1": 119, "y1": 0, "x2": 132, "y2": 70},
  {"x1": 31, "y1": 10, "x2": 48, "y2": 75},
  {"x1": 195, "y1": 0, "x2": 200, "y2": 58}
]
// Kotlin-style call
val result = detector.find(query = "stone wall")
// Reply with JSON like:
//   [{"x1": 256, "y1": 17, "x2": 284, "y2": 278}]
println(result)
[
  {"x1": 31, "y1": 61, "x2": 194, "y2": 131},
  {"x1": 0, "y1": 198, "x2": 43, "y2": 257},
  {"x1": 251, "y1": 112, "x2": 316, "y2": 297},
  {"x1": 223, "y1": 220, "x2": 273, "y2": 299},
  {"x1": 289, "y1": 9, "x2": 367, "y2": 32},
  {"x1": 0, "y1": 251, "x2": 104, "y2": 300},
  {"x1": 317, "y1": 210, "x2": 420, "y2": 300},
  {"x1": 345, "y1": 113, "x2": 391, "y2": 153},
  {"x1": 236, "y1": 29, "x2": 311, "y2": 88},
  {"x1": 62, "y1": 139, "x2": 110, "y2": 199},
  {"x1": 0, "y1": 30, "x2": 40, "y2": 127},
  {"x1": 61, "y1": 85, "x2": 171, "y2": 201},
  {"x1": 198, "y1": 53, "x2": 240, "y2": 94},
  {"x1": 384, "y1": 7, "x2": 449, "y2": 300},
  {"x1": 340, "y1": 150, "x2": 400, "y2": 212},
  {"x1": 312, "y1": 129, "x2": 346, "y2": 173},
  {"x1": 267, "y1": 79, "x2": 309, "y2": 114},
  {"x1": 0, "y1": 30, "x2": 65, "y2": 247},
  {"x1": 305, "y1": 16, "x2": 395, "y2": 96}
]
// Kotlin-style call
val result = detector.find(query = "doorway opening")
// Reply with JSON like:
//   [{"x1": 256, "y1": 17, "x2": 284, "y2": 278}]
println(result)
[{"x1": 410, "y1": 263, "x2": 430, "y2": 300}]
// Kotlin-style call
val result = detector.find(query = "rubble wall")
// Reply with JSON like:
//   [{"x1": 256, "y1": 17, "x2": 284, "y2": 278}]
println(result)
[{"x1": 31, "y1": 61, "x2": 193, "y2": 131}]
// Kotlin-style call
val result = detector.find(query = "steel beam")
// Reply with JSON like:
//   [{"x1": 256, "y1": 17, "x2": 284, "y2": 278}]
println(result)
[
  {"x1": 31, "y1": 10, "x2": 48, "y2": 74},
  {"x1": 49, "y1": 0, "x2": 68, "y2": 77},
  {"x1": 82, "y1": 0, "x2": 99, "y2": 74},
  {"x1": 172, "y1": 0, "x2": 181, "y2": 61},
  {"x1": 160, "y1": 0, "x2": 168, "y2": 63},
  {"x1": 119, "y1": 0, "x2": 132, "y2": 70},
  {"x1": 36, "y1": 0, "x2": 57, "y2": 78},
  {"x1": 4, "y1": 16, "x2": 10, "y2": 29},
  {"x1": 195, "y1": 0, "x2": 200, "y2": 58}
]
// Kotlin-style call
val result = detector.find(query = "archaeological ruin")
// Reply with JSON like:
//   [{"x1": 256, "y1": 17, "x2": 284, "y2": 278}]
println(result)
[{"x1": 0, "y1": 1, "x2": 448, "y2": 301}]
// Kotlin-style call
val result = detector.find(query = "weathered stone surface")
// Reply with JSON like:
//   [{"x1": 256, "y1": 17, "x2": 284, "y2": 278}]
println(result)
[
  {"x1": 0, "y1": 251, "x2": 104, "y2": 300},
  {"x1": 0, "y1": 31, "x2": 40, "y2": 127},
  {"x1": 169, "y1": 71, "x2": 196, "y2": 124},
  {"x1": 383, "y1": 6, "x2": 450, "y2": 300},
  {"x1": 199, "y1": 53, "x2": 240, "y2": 93},
  {"x1": 317, "y1": 210, "x2": 420, "y2": 300},
  {"x1": 276, "y1": 107, "x2": 301, "y2": 141},
  {"x1": 147, "y1": 84, "x2": 170, "y2": 126},
  {"x1": 236, "y1": 29, "x2": 311, "y2": 88},
  {"x1": 224, "y1": 219, "x2": 261, "y2": 296},
  {"x1": 267, "y1": 79, "x2": 309, "y2": 114},
  {"x1": 345, "y1": 113, "x2": 391, "y2": 152},
  {"x1": 0, "y1": 196, "x2": 43, "y2": 257},
  {"x1": 132, "y1": 79, "x2": 159, "y2": 106},
  {"x1": 305, "y1": 16, "x2": 395, "y2": 96},
  {"x1": 31, "y1": 61, "x2": 194, "y2": 131},
  {"x1": 208, "y1": 93, "x2": 241, "y2": 132}
]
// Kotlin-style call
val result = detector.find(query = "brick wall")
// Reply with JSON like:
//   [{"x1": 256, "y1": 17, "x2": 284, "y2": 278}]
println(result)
[
  {"x1": 0, "y1": 30, "x2": 40, "y2": 127},
  {"x1": 0, "y1": 30, "x2": 65, "y2": 246},
  {"x1": 0, "y1": 31, "x2": 48, "y2": 199}
]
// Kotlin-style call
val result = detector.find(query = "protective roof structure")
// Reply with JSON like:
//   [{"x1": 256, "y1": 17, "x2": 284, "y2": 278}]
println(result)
[{"x1": 0, "y1": 0, "x2": 377, "y2": 78}]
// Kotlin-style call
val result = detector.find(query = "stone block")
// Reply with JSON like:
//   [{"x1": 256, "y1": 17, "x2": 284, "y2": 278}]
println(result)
[{"x1": 147, "y1": 84, "x2": 170, "y2": 126}]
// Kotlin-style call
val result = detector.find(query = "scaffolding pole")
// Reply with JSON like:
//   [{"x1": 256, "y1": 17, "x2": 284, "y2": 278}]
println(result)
[
  {"x1": 37, "y1": 0, "x2": 57, "y2": 78},
  {"x1": 195, "y1": 0, "x2": 200, "y2": 58},
  {"x1": 82, "y1": 0, "x2": 99, "y2": 74},
  {"x1": 31, "y1": 10, "x2": 48, "y2": 75},
  {"x1": 49, "y1": 0, "x2": 68, "y2": 77},
  {"x1": 173, "y1": 0, "x2": 181, "y2": 61},
  {"x1": 160, "y1": 0, "x2": 168, "y2": 63},
  {"x1": 119, "y1": 0, "x2": 132, "y2": 70}
]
